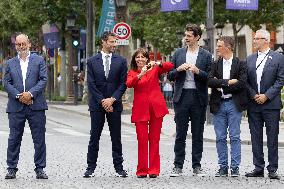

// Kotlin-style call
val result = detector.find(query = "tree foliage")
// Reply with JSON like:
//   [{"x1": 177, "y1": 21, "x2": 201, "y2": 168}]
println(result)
[{"x1": 129, "y1": 0, "x2": 284, "y2": 55}]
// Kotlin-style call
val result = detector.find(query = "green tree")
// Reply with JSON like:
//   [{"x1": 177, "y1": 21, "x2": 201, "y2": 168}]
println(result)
[{"x1": 214, "y1": 0, "x2": 284, "y2": 53}]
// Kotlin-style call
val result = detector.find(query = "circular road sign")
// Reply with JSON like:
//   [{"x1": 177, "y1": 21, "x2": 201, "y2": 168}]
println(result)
[{"x1": 113, "y1": 22, "x2": 131, "y2": 40}]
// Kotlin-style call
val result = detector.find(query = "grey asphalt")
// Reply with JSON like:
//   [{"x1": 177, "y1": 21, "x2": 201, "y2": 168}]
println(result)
[{"x1": 1, "y1": 90, "x2": 284, "y2": 146}]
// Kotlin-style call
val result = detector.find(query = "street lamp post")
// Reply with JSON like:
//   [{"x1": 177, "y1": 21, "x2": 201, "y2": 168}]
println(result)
[{"x1": 65, "y1": 13, "x2": 76, "y2": 104}]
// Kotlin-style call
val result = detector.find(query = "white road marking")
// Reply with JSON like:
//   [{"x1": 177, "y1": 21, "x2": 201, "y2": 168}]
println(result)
[{"x1": 53, "y1": 128, "x2": 89, "y2": 136}]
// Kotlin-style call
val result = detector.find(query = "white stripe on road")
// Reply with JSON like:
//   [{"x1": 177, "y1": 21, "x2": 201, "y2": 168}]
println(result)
[
  {"x1": 102, "y1": 130, "x2": 131, "y2": 138},
  {"x1": 53, "y1": 128, "x2": 89, "y2": 136}
]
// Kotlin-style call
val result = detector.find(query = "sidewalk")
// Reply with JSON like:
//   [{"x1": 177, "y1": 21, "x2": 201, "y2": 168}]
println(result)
[{"x1": 0, "y1": 91, "x2": 283, "y2": 146}]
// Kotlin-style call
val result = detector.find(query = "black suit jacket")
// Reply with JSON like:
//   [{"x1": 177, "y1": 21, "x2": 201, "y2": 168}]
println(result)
[
  {"x1": 87, "y1": 52, "x2": 128, "y2": 112},
  {"x1": 246, "y1": 50, "x2": 284, "y2": 111},
  {"x1": 208, "y1": 57, "x2": 248, "y2": 114},
  {"x1": 168, "y1": 47, "x2": 212, "y2": 106}
]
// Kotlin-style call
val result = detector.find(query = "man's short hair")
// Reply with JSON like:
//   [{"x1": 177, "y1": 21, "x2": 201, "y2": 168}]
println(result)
[
  {"x1": 185, "y1": 24, "x2": 202, "y2": 39},
  {"x1": 101, "y1": 31, "x2": 116, "y2": 42},
  {"x1": 218, "y1": 36, "x2": 235, "y2": 51}
]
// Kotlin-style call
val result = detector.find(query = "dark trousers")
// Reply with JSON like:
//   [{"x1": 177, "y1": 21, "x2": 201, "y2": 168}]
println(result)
[
  {"x1": 7, "y1": 106, "x2": 46, "y2": 170},
  {"x1": 173, "y1": 89, "x2": 206, "y2": 169},
  {"x1": 248, "y1": 109, "x2": 279, "y2": 172},
  {"x1": 87, "y1": 111, "x2": 124, "y2": 171}
]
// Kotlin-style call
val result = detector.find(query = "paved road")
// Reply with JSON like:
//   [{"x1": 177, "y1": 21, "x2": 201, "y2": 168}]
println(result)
[{"x1": 0, "y1": 95, "x2": 284, "y2": 188}]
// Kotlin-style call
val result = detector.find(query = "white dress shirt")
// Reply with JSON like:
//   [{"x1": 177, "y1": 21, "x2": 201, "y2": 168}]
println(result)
[
  {"x1": 101, "y1": 51, "x2": 112, "y2": 77},
  {"x1": 18, "y1": 52, "x2": 30, "y2": 91},
  {"x1": 183, "y1": 48, "x2": 199, "y2": 89},
  {"x1": 256, "y1": 49, "x2": 270, "y2": 93},
  {"x1": 221, "y1": 56, "x2": 233, "y2": 99}
]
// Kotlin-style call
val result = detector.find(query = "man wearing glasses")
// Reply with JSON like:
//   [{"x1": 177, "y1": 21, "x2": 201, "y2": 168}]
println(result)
[
  {"x1": 83, "y1": 31, "x2": 128, "y2": 178},
  {"x1": 4, "y1": 34, "x2": 48, "y2": 179},
  {"x1": 246, "y1": 29, "x2": 284, "y2": 179}
]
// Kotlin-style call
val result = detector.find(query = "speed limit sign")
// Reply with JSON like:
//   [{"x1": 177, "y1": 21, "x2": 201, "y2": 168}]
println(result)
[{"x1": 113, "y1": 22, "x2": 132, "y2": 40}]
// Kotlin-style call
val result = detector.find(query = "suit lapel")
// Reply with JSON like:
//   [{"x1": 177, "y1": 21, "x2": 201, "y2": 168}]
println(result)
[
  {"x1": 96, "y1": 54, "x2": 105, "y2": 79},
  {"x1": 195, "y1": 48, "x2": 203, "y2": 68},
  {"x1": 180, "y1": 48, "x2": 187, "y2": 66},
  {"x1": 14, "y1": 58, "x2": 23, "y2": 82},
  {"x1": 26, "y1": 55, "x2": 34, "y2": 79},
  {"x1": 261, "y1": 51, "x2": 272, "y2": 75},
  {"x1": 217, "y1": 59, "x2": 223, "y2": 79},
  {"x1": 229, "y1": 57, "x2": 238, "y2": 79},
  {"x1": 250, "y1": 54, "x2": 258, "y2": 86}
]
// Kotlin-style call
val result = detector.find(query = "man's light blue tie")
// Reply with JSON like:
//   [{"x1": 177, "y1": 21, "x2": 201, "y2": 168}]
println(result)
[{"x1": 105, "y1": 55, "x2": 110, "y2": 78}]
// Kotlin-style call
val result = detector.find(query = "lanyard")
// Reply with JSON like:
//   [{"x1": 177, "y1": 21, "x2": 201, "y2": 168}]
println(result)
[{"x1": 256, "y1": 51, "x2": 270, "y2": 70}]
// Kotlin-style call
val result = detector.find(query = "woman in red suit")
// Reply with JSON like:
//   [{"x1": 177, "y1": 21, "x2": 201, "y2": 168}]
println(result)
[{"x1": 126, "y1": 48, "x2": 173, "y2": 178}]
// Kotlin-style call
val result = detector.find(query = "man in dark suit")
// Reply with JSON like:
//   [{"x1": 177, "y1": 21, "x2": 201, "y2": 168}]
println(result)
[
  {"x1": 245, "y1": 29, "x2": 284, "y2": 180},
  {"x1": 83, "y1": 31, "x2": 128, "y2": 178},
  {"x1": 4, "y1": 34, "x2": 48, "y2": 179},
  {"x1": 168, "y1": 24, "x2": 212, "y2": 177},
  {"x1": 208, "y1": 36, "x2": 247, "y2": 177}
]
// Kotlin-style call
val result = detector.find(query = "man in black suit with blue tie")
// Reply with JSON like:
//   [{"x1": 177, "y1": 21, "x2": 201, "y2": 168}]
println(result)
[
  {"x1": 4, "y1": 34, "x2": 48, "y2": 179},
  {"x1": 84, "y1": 31, "x2": 128, "y2": 178},
  {"x1": 245, "y1": 29, "x2": 284, "y2": 179}
]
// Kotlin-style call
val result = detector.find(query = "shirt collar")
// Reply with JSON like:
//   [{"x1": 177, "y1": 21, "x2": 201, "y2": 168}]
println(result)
[
  {"x1": 223, "y1": 56, "x2": 233, "y2": 64},
  {"x1": 258, "y1": 48, "x2": 270, "y2": 56},
  {"x1": 18, "y1": 51, "x2": 31, "y2": 61},
  {"x1": 101, "y1": 51, "x2": 112, "y2": 59}
]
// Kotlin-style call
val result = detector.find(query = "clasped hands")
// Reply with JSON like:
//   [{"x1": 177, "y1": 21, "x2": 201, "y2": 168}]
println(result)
[
  {"x1": 177, "y1": 63, "x2": 199, "y2": 74},
  {"x1": 18, "y1": 92, "x2": 32, "y2": 105},
  {"x1": 101, "y1": 97, "x2": 116, "y2": 113},
  {"x1": 253, "y1": 94, "x2": 268, "y2": 104}
]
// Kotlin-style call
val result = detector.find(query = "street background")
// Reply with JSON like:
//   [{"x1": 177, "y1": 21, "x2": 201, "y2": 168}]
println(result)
[{"x1": 0, "y1": 92, "x2": 284, "y2": 189}]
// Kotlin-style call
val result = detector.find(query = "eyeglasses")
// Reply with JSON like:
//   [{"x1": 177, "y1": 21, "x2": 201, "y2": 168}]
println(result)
[
  {"x1": 253, "y1": 37, "x2": 266, "y2": 41},
  {"x1": 15, "y1": 43, "x2": 27, "y2": 47}
]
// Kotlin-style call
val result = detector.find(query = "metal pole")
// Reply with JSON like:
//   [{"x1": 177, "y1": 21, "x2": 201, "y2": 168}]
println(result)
[
  {"x1": 206, "y1": 0, "x2": 214, "y2": 125},
  {"x1": 206, "y1": 0, "x2": 214, "y2": 54},
  {"x1": 82, "y1": 0, "x2": 94, "y2": 103}
]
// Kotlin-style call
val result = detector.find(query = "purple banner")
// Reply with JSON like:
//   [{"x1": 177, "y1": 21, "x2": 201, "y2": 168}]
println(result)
[
  {"x1": 161, "y1": 0, "x2": 189, "y2": 12},
  {"x1": 43, "y1": 32, "x2": 60, "y2": 49},
  {"x1": 226, "y1": 0, "x2": 258, "y2": 10}
]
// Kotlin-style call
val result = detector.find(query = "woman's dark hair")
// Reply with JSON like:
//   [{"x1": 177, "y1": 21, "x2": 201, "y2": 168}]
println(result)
[{"x1": 130, "y1": 48, "x2": 150, "y2": 70}]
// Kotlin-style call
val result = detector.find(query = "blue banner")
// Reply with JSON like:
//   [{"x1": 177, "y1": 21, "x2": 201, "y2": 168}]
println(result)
[
  {"x1": 161, "y1": 0, "x2": 189, "y2": 12},
  {"x1": 79, "y1": 29, "x2": 86, "y2": 50},
  {"x1": 226, "y1": 0, "x2": 258, "y2": 10},
  {"x1": 43, "y1": 25, "x2": 60, "y2": 49},
  {"x1": 97, "y1": 0, "x2": 116, "y2": 37}
]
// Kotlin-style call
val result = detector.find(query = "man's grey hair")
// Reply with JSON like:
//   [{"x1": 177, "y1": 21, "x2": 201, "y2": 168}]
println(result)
[
  {"x1": 16, "y1": 33, "x2": 30, "y2": 43},
  {"x1": 256, "y1": 29, "x2": 270, "y2": 42}
]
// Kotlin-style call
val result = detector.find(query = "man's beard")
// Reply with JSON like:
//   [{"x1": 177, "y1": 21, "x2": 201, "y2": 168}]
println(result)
[{"x1": 17, "y1": 50, "x2": 29, "y2": 56}]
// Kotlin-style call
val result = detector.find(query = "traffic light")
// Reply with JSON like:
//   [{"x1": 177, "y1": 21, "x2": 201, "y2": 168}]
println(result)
[{"x1": 71, "y1": 29, "x2": 80, "y2": 48}]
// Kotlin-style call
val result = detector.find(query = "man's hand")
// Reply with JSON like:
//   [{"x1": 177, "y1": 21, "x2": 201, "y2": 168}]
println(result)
[
  {"x1": 228, "y1": 79, "x2": 238, "y2": 85},
  {"x1": 19, "y1": 92, "x2": 32, "y2": 105},
  {"x1": 188, "y1": 64, "x2": 200, "y2": 74},
  {"x1": 254, "y1": 94, "x2": 268, "y2": 104},
  {"x1": 101, "y1": 97, "x2": 116, "y2": 111},
  {"x1": 177, "y1": 63, "x2": 190, "y2": 72},
  {"x1": 105, "y1": 106, "x2": 113, "y2": 113}
]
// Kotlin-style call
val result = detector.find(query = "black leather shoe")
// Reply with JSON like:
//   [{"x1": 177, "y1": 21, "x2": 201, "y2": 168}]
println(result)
[
  {"x1": 268, "y1": 170, "x2": 280, "y2": 180},
  {"x1": 35, "y1": 169, "x2": 48, "y2": 179},
  {"x1": 115, "y1": 169, "x2": 128, "y2": 177},
  {"x1": 245, "y1": 169, "x2": 264, "y2": 177},
  {"x1": 83, "y1": 168, "x2": 95, "y2": 178},
  {"x1": 5, "y1": 169, "x2": 17, "y2": 179},
  {"x1": 149, "y1": 174, "x2": 158, "y2": 178},
  {"x1": 137, "y1": 175, "x2": 147, "y2": 178}
]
